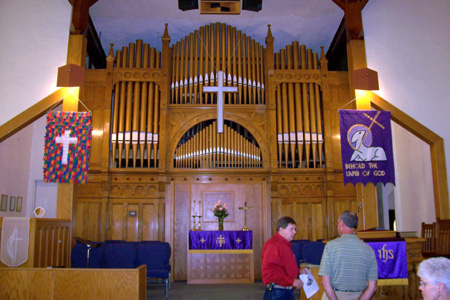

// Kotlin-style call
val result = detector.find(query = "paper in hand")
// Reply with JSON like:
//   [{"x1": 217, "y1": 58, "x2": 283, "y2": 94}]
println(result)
[{"x1": 299, "y1": 268, "x2": 319, "y2": 299}]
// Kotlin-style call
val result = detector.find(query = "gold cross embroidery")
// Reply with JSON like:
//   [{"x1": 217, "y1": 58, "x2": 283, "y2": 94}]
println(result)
[
  {"x1": 200, "y1": 238, "x2": 206, "y2": 244},
  {"x1": 236, "y1": 238, "x2": 242, "y2": 244},
  {"x1": 216, "y1": 235, "x2": 226, "y2": 247}
]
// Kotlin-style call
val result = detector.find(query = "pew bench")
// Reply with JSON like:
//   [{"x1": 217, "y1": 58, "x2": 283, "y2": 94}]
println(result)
[{"x1": 72, "y1": 240, "x2": 171, "y2": 299}]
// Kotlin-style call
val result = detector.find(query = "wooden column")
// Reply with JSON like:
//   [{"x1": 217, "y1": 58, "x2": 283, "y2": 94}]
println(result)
[
  {"x1": 159, "y1": 23, "x2": 171, "y2": 171},
  {"x1": 57, "y1": 1, "x2": 90, "y2": 219},
  {"x1": 344, "y1": 0, "x2": 378, "y2": 229},
  {"x1": 57, "y1": 34, "x2": 87, "y2": 219}
]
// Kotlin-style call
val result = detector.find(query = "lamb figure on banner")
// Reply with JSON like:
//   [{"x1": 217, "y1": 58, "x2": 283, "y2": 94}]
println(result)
[{"x1": 350, "y1": 129, "x2": 387, "y2": 162}]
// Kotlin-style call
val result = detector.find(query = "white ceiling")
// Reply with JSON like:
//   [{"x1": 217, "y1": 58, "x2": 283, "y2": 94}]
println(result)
[{"x1": 89, "y1": 0, "x2": 344, "y2": 55}]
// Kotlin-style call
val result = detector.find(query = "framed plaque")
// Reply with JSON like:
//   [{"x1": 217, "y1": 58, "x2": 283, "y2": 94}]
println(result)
[
  {"x1": 9, "y1": 196, "x2": 16, "y2": 211},
  {"x1": 0, "y1": 195, "x2": 7, "y2": 211},
  {"x1": 16, "y1": 197, "x2": 23, "y2": 212}
]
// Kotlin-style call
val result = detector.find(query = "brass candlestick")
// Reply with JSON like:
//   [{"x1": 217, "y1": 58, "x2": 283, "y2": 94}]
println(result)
[
  {"x1": 191, "y1": 215, "x2": 197, "y2": 231},
  {"x1": 197, "y1": 216, "x2": 202, "y2": 231}
]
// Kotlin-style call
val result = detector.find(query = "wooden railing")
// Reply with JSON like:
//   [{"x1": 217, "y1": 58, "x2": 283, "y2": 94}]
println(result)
[{"x1": 0, "y1": 218, "x2": 72, "y2": 268}]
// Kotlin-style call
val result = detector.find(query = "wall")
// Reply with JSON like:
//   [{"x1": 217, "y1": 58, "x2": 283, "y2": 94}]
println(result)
[
  {"x1": 363, "y1": 0, "x2": 450, "y2": 229},
  {"x1": 0, "y1": 125, "x2": 32, "y2": 216},
  {"x1": 0, "y1": 0, "x2": 71, "y2": 126},
  {"x1": 0, "y1": 0, "x2": 70, "y2": 216}
]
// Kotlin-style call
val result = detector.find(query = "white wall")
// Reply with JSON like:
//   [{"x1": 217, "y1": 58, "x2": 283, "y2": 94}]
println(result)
[
  {"x1": 0, "y1": 124, "x2": 32, "y2": 217},
  {"x1": 0, "y1": 0, "x2": 71, "y2": 216},
  {"x1": 0, "y1": 0, "x2": 71, "y2": 126},
  {"x1": 363, "y1": 0, "x2": 450, "y2": 229}
]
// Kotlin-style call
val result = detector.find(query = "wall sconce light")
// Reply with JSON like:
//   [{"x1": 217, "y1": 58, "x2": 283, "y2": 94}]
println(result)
[
  {"x1": 353, "y1": 68, "x2": 379, "y2": 90},
  {"x1": 57, "y1": 64, "x2": 85, "y2": 87}
]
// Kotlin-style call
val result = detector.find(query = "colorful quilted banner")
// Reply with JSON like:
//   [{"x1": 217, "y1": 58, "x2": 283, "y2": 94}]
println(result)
[
  {"x1": 339, "y1": 110, "x2": 395, "y2": 186},
  {"x1": 43, "y1": 111, "x2": 92, "y2": 184}
]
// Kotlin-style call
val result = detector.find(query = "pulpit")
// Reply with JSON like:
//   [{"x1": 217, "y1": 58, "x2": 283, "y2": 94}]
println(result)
[{"x1": 187, "y1": 230, "x2": 254, "y2": 284}]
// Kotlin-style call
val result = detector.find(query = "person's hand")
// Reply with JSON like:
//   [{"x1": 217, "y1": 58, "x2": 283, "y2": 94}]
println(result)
[
  {"x1": 293, "y1": 278, "x2": 303, "y2": 289},
  {"x1": 299, "y1": 267, "x2": 308, "y2": 275}
]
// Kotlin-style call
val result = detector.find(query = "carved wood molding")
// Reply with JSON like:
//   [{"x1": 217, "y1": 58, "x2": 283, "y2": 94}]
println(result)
[
  {"x1": 113, "y1": 68, "x2": 162, "y2": 84},
  {"x1": 110, "y1": 183, "x2": 159, "y2": 198},
  {"x1": 278, "y1": 183, "x2": 326, "y2": 197},
  {"x1": 270, "y1": 69, "x2": 322, "y2": 85}
]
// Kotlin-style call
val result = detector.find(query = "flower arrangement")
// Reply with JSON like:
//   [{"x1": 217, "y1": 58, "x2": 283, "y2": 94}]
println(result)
[{"x1": 211, "y1": 200, "x2": 229, "y2": 220}]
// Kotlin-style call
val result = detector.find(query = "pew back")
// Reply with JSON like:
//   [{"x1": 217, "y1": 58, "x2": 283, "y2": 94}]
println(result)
[
  {"x1": 0, "y1": 218, "x2": 71, "y2": 268},
  {"x1": 436, "y1": 218, "x2": 450, "y2": 257},
  {"x1": 0, "y1": 266, "x2": 146, "y2": 300},
  {"x1": 421, "y1": 222, "x2": 436, "y2": 257}
]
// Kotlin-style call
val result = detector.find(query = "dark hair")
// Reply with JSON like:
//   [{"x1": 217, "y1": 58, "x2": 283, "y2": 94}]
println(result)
[
  {"x1": 277, "y1": 216, "x2": 296, "y2": 231},
  {"x1": 339, "y1": 211, "x2": 358, "y2": 229}
]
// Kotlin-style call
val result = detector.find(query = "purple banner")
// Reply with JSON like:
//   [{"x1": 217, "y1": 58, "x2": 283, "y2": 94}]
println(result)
[
  {"x1": 339, "y1": 110, "x2": 395, "y2": 186},
  {"x1": 189, "y1": 231, "x2": 253, "y2": 250},
  {"x1": 367, "y1": 241, "x2": 408, "y2": 279}
]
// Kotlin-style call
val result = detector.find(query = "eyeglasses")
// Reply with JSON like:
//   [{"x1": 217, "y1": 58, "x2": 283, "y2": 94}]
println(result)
[{"x1": 419, "y1": 280, "x2": 435, "y2": 287}]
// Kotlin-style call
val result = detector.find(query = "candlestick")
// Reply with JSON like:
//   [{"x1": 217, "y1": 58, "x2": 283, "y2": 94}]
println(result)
[
  {"x1": 197, "y1": 216, "x2": 202, "y2": 231},
  {"x1": 191, "y1": 215, "x2": 197, "y2": 231}
]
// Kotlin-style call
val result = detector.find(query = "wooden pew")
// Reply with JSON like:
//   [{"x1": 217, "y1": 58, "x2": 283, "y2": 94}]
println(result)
[
  {"x1": 0, "y1": 218, "x2": 71, "y2": 268},
  {"x1": 0, "y1": 265, "x2": 147, "y2": 300},
  {"x1": 436, "y1": 218, "x2": 450, "y2": 257},
  {"x1": 421, "y1": 222, "x2": 436, "y2": 258}
]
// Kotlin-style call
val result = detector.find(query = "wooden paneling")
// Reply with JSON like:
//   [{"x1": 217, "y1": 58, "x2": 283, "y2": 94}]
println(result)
[
  {"x1": 280, "y1": 199, "x2": 326, "y2": 241},
  {"x1": 0, "y1": 266, "x2": 146, "y2": 300},
  {"x1": 173, "y1": 179, "x2": 264, "y2": 281},
  {"x1": 173, "y1": 183, "x2": 190, "y2": 281},
  {"x1": 143, "y1": 202, "x2": 158, "y2": 240},
  {"x1": 108, "y1": 199, "x2": 160, "y2": 241},
  {"x1": 274, "y1": 172, "x2": 328, "y2": 240},
  {"x1": 111, "y1": 203, "x2": 124, "y2": 240},
  {"x1": 188, "y1": 252, "x2": 254, "y2": 283},
  {"x1": 0, "y1": 218, "x2": 71, "y2": 268}
]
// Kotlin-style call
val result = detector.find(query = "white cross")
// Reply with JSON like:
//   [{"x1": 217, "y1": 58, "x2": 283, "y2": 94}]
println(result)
[
  {"x1": 203, "y1": 71, "x2": 238, "y2": 133},
  {"x1": 55, "y1": 130, "x2": 78, "y2": 165}
]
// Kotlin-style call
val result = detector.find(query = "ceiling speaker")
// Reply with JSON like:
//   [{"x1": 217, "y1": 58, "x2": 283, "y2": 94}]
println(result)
[
  {"x1": 178, "y1": 0, "x2": 199, "y2": 11},
  {"x1": 242, "y1": 0, "x2": 262, "y2": 12}
]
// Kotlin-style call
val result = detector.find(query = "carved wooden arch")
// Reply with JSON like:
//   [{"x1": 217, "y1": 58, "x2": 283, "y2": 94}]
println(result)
[{"x1": 166, "y1": 112, "x2": 270, "y2": 169}]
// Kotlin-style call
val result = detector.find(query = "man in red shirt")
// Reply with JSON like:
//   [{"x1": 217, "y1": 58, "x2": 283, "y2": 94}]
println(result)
[{"x1": 262, "y1": 216, "x2": 304, "y2": 300}]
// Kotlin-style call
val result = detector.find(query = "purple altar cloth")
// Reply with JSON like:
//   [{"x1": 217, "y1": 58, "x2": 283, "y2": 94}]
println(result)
[
  {"x1": 189, "y1": 231, "x2": 253, "y2": 250},
  {"x1": 367, "y1": 240, "x2": 408, "y2": 279}
]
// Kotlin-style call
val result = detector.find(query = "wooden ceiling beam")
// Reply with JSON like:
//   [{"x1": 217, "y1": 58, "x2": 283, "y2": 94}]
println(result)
[
  {"x1": 331, "y1": 0, "x2": 345, "y2": 10},
  {"x1": 68, "y1": 0, "x2": 99, "y2": 34},
  {"x1": 345, "y1": 0, "x2": 364, "y2": 40}
]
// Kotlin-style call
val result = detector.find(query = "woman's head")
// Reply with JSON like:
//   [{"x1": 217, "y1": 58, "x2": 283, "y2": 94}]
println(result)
[{"x1": 417, "y1": 257, "x2": 450, "y2": 300}]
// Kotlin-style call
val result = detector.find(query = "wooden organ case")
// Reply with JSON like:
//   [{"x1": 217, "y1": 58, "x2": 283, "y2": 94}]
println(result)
[{"x1": 75, "y1": 22, "x2": 359, "y2": 282}]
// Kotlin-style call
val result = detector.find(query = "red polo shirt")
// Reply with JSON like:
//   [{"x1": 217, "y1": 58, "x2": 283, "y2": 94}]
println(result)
[{"x1": 261, "y1": 233, "x2": 299, "y2": 286}]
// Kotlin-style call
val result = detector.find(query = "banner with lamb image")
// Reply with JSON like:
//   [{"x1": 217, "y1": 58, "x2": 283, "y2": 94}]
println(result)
[{"x1": 339, "y1": 109, "x2": 395, "y2": 186}]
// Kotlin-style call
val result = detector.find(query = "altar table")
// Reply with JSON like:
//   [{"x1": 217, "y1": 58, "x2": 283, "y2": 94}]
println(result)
[{"x1": 187, "y1": 230, "x2": 254, "y2": 284}]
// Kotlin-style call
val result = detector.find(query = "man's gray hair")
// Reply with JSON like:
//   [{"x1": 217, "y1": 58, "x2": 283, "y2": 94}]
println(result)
[
  {"x1": 417, "y1": 257, "x2": 450, "y2": 292},
  {"x1": 339, "y1": 211, "x2": 358, "y2": 229}
]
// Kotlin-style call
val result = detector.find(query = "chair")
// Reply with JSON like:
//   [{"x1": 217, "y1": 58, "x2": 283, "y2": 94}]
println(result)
[
  {"x1": 436, "y1": 218, "x2": 450, "y2": 258},
  {"x1": 136, "y1": 241, "x2": 171, "y2": 299},
  {"x1": 71, "y1": 239, "x2": 103, "y2": 268},
  {"x1": 291, "y1": 240, "x2": 311, "y2": 266},
  {"x1": 421, "y1": 222, "x2": 436, "y2": 258},
  {"x1": 302, "y1": 241, "x2": 325, "y2": 265},
  {"x1": 104, "y1": 242, "x2": 137, "y2": 268}
]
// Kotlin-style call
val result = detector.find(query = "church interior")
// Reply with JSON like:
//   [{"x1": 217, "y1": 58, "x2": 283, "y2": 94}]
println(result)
[{"x1": 0, "y1": 0, "x2": 449, "y2": 299}]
